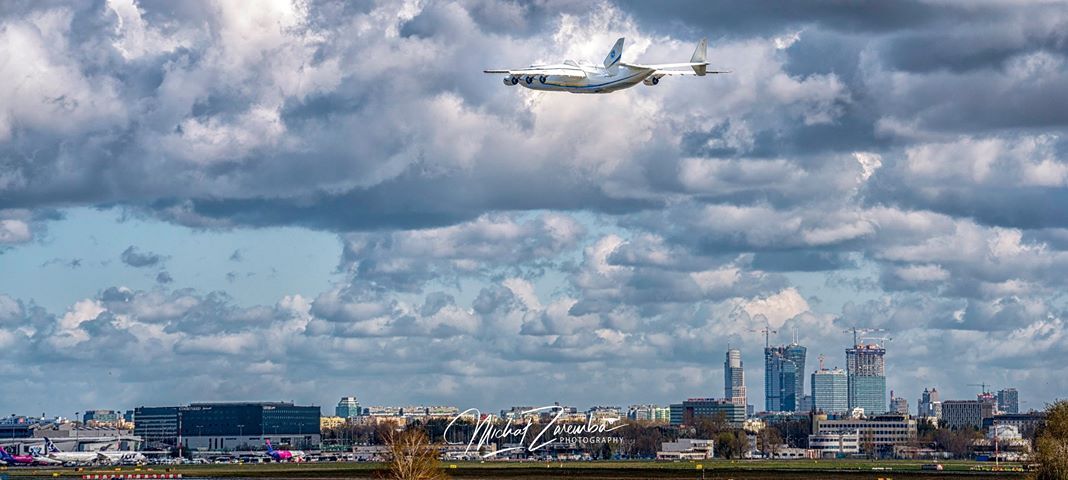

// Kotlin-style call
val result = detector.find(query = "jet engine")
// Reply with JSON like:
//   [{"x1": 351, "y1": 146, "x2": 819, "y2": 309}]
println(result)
[
  {"x1": 504, "y1": 76, "x2": 520, "y2": 86},
  {"x1": 643, "y1": 76, "x2": 661, "y2": 86}
]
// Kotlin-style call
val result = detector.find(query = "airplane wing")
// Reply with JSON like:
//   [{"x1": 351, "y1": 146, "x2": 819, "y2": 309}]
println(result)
[
  {"x1": 652, "y1": 69, "x2": 731, "y2": 76},
  {"x1": 483, "y1": 68, "x2": 587, "y2": 79}
]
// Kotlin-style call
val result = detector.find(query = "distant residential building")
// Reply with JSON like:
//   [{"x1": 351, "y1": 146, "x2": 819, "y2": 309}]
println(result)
[
  {"x1": 811, "y1": 367, "x2": 848, "y2": 414},
  {"x1": 586, "y1": 406, "x2": 623, "y2": 425},
  {"x1": 808, "y1": 431, "x2": 860, "y2": 456},
  {"x1": 812, "y1": 413, "x2": 917, "y2": 453},
  {"x1": 335, "y1": 396, "x2": 361, "y2": 418},
  {"x1": 724, "y1": 348, "x2": 747, "y2": 408},
  {"x1": 918, "y1": 387, "x2": 941, "y2": 419},
  {"x1": 846, "y1": 343, "x2": 886, "y2": 416},
  {"x1": 765, "y1": 343, "x2": 806, "y2": 412},
  {"x1": 365, "y1": 406, "x2": 403, "y2": 417},
  {"x1": 670, "y1": 398, "x2": 746, "y2": 427},
  {"x1": 320, "y1": 415, "x2": 346, "y2": 430},
  {"x1": 627, "y1": 405, "x2": 670, "y2": 422},
  {"x1": 997, "y1": 388, "x2": 1019, "y2": 414},
  {"x1": 889, "y1": 392, "x2": 909, "y2": 415}
]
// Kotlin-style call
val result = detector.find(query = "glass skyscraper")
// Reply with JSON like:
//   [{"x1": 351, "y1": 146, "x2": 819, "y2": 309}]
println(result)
[
  {"x1": 764, "y1": 343, "x2": 806, "y2": 412},
  {"x1": 335, "y1": 396, "x2": 361, "y2": 418},
  {"x1": 724, "y1": 348, "x2": 746, "y2": 407},
  {"x1": 811, "y1": 367, "x2": 848, "y2": 414}
]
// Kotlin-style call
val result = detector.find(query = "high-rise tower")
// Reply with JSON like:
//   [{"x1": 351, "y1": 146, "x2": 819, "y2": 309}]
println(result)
[
  {"x1": 764, "y1": 342, "x2": 806, "y2": 412},
  {"x1": 724, "y1": 348, "x2": 746, "y2": 407},
  {"x1": 846, "y1": 342, "x2": 886, "y2": 416}
]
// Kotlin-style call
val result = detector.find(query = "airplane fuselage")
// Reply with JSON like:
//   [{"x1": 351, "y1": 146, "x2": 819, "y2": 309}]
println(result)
[{"x1": 505, "y1": 63, "x2": 656, "y2": 94}]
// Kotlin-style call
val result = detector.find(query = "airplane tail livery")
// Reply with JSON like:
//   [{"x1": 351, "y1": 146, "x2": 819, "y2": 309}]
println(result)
[
  {"x1": 690, "y1": 38, "x2": 708, "y2": 76},
  {"x1": 45, "y1": 437, "x2": 60, "y2": 453},
  {"x1": 602, "y1": 38, "x2": 624, "y2": 74}
]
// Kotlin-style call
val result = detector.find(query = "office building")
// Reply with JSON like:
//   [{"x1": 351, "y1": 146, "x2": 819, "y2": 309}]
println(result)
[
  {"x1": 724, "y1": 348, "x2": 747, "y2": 407},
  {"x1": 133, "y1": 406, "x2": 180, "y2": 448},
  {"x1": 808, "y1": 431, "x2": 860, "y2": 456},
  {"x1": 918, "y1": 387, "x2": 941, "y2": 419},
  {"x1": 764, "y1": 343, "x2": 806, "y2": 412},
  {"x1": 335, "y1": 396, "x2": 362, "y2": 418},
  {"x1": 846, "y1": 343, "x2": 886, "y2": 416},
  {"x1": 670, "y1": 398, "x2": 746, "y2": 427},
  {"x1": 889, "y1": 392, "x2": 909, "y2": 415},
  {"x1": 136, "y1": 402, "x2": 320, "y2": 450},
  {"x1": 812, "y1": 413, "x2": 917, "y2": 453},
  {"x1": 811, "y1": 367, "x2": 848, "y2": 415},
  {"x1": 656, "y1": 439, "x2": 714, "y2": 460},
  {"x1": 997, "y1": 388, "x2": 1019, "y2": 414},
  {"x1": 942, "y1": 397, "x2": 996, "y2": 429},
  {"x1": 83, "y1": 410, "x2": 121, "y2": 425}
]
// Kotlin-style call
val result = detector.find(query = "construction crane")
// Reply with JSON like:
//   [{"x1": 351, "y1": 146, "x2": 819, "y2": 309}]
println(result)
[
  {"x1": 843, "y1": 327, "x2": 890, "y2": 347},
  {"x1": 968, "y1": 383, "x2": 991, "y2": 395},
  {"x1": 748, "y1": 326, "x2": 778, "y2": 348}
]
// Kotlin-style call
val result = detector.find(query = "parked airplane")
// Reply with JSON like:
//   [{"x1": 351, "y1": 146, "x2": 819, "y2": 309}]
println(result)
[
  {"x1": 485, "y1": 37, "x2": 727, "y2": 93},
  {"x1": 264, "y1": 439, "x2": 305, "y2": 462},
  {"x1": 42, "y1": 438, "x2": 143, "y2": 465},
  {"x1": 26, "y1": 446, "x2": 62, "y2": 465},
  {"x1": 0, "y1": 445, "x2": 37, "y2": 465},
  {"x1": 97, "y1": 444, "x2": 146, "y2": 465}
]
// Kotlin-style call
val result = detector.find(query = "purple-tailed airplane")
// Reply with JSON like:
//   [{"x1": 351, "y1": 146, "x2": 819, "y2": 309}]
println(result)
[
  {"x1": 0, "y1": 445, "x2": 37, "y2": 465},
  {"x1": 264, "y1": 439, "x2": 305, "y2": 462}
]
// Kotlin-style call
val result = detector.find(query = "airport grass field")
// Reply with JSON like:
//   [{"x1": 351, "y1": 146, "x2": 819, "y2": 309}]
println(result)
[{"x1": 0, "y1": 459, "x2": 1029, "y2": 479}]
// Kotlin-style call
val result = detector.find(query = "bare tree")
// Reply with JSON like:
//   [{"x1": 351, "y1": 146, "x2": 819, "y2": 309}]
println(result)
[
  {"x1": 382, "y1": 429, "x2": 449, "y2": 480},
  {"x1": 1036, "y1": 400, "x2": 1068, "y2": 480}
]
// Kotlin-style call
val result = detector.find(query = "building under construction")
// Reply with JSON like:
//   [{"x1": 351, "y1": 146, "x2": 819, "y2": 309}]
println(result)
[{"x1": 846, "y1": 343, "x2": 887, "y2": 416}]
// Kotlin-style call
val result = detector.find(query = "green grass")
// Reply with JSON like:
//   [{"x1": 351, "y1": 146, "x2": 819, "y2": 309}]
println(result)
[{"x1": 0, "y1": 459, "x2": 1030, "y2": 478}]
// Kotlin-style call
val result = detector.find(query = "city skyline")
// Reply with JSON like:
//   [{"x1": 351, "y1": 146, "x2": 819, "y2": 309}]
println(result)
[{"x1": 3, "y1": 0, "x2": 1068, "y2": 414}]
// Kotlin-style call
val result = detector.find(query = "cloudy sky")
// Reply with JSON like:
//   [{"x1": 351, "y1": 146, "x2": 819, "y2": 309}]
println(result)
[{"x1": 2, "y1": 0, "x2": 1068, "y2": 417}]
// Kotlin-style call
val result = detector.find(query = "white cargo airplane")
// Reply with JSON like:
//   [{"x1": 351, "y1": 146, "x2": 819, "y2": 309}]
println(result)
[
  {"x1": 485, "y1": 37, "x2": 727, "y2": 93},
  {"x1": 42, "y1": 438, "x2": 145, "y2": 465}
]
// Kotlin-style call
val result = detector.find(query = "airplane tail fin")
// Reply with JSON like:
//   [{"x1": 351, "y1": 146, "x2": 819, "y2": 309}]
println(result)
[
  {"x1": 603, "y1": 37, "x2": 624, "y2": 74},
  {"x1": 265, "y1": 439, "x2": 274, "y2": 452},
  {"x1": 45, "y1": 437, "x2": 60, "y2": 453},
  {"x1": 690, "y1": 38, "x2": 708, "y2": 76}
]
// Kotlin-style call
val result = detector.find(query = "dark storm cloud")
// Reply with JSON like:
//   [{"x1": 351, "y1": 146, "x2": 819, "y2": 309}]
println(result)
[{"x1": 120, "y1": 245, "x2": 165, "y2": 268}]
